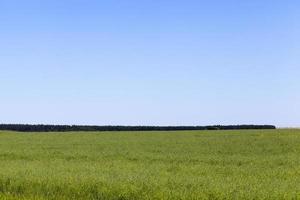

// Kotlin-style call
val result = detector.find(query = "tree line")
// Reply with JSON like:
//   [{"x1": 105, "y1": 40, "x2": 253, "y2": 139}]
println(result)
[{"x1": 0, "y1": 124, "x2": 276, "y2": 132}]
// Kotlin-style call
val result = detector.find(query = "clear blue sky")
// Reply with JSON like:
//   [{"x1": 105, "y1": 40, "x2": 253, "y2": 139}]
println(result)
[{"x1": 0, "y1": 0, "x2": 299, "y2": 127}]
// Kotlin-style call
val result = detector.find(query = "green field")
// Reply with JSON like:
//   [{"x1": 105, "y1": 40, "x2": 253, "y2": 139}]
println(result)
[{"x1": 0, "y1": 129, "x2": 300, "y2": 200}]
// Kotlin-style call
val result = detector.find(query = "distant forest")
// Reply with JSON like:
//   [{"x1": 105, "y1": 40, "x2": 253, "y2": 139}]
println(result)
[{"x1": 0, "y1": 124, "x2": 276, "y2": 132}]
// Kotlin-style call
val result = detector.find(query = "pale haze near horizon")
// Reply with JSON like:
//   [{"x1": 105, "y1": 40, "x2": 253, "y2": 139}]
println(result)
[{"x1": 0, "y1": 0, "x2": 299, "y2": 127}]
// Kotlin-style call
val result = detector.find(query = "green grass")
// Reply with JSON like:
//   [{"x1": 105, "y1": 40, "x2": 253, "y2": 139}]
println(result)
[{"x1": 0, "y1": 129, "x2": 300, "y2": 199}]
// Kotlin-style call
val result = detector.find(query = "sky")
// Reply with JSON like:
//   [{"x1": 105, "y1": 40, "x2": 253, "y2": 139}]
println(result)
[{"x1": 0, "y1": 0, "x2": 299, "y2": 127}]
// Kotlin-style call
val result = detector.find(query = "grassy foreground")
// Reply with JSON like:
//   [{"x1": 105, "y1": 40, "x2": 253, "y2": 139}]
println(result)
[{"x1": 0, "y1": 129, "x2": 300, "y2": 200}]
